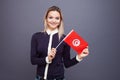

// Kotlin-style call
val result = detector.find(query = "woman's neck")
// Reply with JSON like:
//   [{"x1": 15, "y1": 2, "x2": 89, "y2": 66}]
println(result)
[{"x1": 46, "y1": 28, "x2": 58, "y2": 35}]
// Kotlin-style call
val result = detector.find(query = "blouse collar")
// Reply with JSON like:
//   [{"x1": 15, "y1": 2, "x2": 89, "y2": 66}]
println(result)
[{"x1": 46, "y1": 28, "x2": 58, "y2": 35}]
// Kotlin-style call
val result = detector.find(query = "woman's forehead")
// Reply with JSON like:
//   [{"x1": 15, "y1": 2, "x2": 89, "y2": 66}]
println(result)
[{"x1": 47, "y1": 11, "x2": 60, "y2": 17}]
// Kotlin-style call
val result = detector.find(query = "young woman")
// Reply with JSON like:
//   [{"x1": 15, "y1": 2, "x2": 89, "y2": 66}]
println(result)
[{"x1": 31, "y1": 6, "x2": 89, "y2": 80}]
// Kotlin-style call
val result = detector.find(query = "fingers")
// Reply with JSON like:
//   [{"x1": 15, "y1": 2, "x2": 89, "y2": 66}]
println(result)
[
  {"x1": 83, "y1": 47, "x2": 89, "y2": 54},
  {"x1": 50, "y1": 48, "x2": 56, "y2": 57},
  {"x1": 78, "y1": 47, "x2": 89, "y2": 59},
  {"x1": 82, "y1": 48, "x2": 89, "y2": 57},
  {"x1": 51, "y1": 48, "x2": 56, "y2": 54},
  {"x1": 48, "y1": 48, "x2": 56, "y2": 61}
]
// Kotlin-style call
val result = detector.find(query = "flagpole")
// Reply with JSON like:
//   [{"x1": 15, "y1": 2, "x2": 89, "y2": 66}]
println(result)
[
  {"x1": 55, "y1": 38, "x2": 64, "y2": 49},
  {"x1": 56, "y1": 29, "x2": 74, "y2": 49}
]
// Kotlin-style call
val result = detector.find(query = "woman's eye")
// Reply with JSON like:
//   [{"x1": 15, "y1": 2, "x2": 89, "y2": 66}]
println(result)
[
  {"x1": 56, "y1": 17, "x2": 60, "y2": 20},
  {"x1": 49, "y1": 17, "x2": 53, "y2": 19}
]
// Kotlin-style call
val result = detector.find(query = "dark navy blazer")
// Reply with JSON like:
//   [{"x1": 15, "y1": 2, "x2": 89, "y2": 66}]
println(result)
[{"x1": 31, "y1": 32, "x2": 79, "y2": 79}]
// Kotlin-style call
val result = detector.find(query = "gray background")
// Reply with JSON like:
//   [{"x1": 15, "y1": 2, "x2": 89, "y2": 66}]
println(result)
[{"x1": 0, "y1": 0, "x2": 120, "y2": 80}]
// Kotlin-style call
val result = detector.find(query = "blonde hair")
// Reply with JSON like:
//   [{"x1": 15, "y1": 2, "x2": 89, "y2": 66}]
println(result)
[{"x1": 43, "y1": 6, "x2": 64, "y2": 40}]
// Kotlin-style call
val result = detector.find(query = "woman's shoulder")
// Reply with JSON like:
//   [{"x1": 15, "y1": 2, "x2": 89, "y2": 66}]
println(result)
[
  {"x1": 32, "y1": 31, "x2": 45, "y2": 38},
  {"x1": 59, "y1": 34, "x2": 66, "y2": 41},
  {"x1": 33, "y1": 31, "x2": 44, "y2": 35},
  {"x1": 61, "y1": 34, "x2": 66, "y2": 38}
]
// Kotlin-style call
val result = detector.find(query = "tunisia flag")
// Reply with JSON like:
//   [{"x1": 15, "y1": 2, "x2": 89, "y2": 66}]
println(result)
[{"x1": 64, "y1": 29, "x2": 88, "y2": 54}]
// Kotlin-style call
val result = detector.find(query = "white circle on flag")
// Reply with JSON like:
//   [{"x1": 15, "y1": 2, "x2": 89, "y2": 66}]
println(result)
[{"x1": 72, "y1": 39, "x2": 80, "y2": 47}]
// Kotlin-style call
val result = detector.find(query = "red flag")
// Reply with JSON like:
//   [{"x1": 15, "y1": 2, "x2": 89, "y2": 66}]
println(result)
[{"x1": 64, "y1": 29, "x2": 88, "y2": 54}]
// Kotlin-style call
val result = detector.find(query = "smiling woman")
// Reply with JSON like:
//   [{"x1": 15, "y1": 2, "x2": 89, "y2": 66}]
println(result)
[
  {"x1": 44, "y1": 6, "x2": 64, "y2": 40},
  {"x1": 46, "y1": 11, "x2": 61, "y2": 30},
  {"x1": 30, "y1": 6, "x2": 89, "y2": 80}
]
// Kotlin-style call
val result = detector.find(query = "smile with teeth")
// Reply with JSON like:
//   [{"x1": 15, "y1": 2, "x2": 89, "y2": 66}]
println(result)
[{"x1": 50, "y1": 22, "x2": 58, "y2": 26}]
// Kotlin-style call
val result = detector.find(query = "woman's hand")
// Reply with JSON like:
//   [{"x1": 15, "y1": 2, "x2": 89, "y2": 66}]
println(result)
[
  {"x1": 48, "y1": 48, "x2": 56, "y2": 62},
  {"x1": 78, "y1": 47, "x2": 89, "y2": 60}
]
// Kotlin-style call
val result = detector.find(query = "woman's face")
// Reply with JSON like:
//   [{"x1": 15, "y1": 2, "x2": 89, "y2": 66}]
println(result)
[{"x1": 46, "y1": 11, "x2": 61, "y2": 30}]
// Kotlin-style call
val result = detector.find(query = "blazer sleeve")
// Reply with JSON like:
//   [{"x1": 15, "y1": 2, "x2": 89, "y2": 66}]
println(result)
[
  {"x1": 63, "y1": 42, "x2": 79, "y2": 68},
  {"x1": 30, "y1": 33, "x2": 46, "y2": 65}
]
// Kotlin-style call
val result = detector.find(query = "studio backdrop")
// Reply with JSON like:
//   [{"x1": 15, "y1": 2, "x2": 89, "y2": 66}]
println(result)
[{"x1": 0, "y1": 0, "x2": 120, "y2": 80}]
